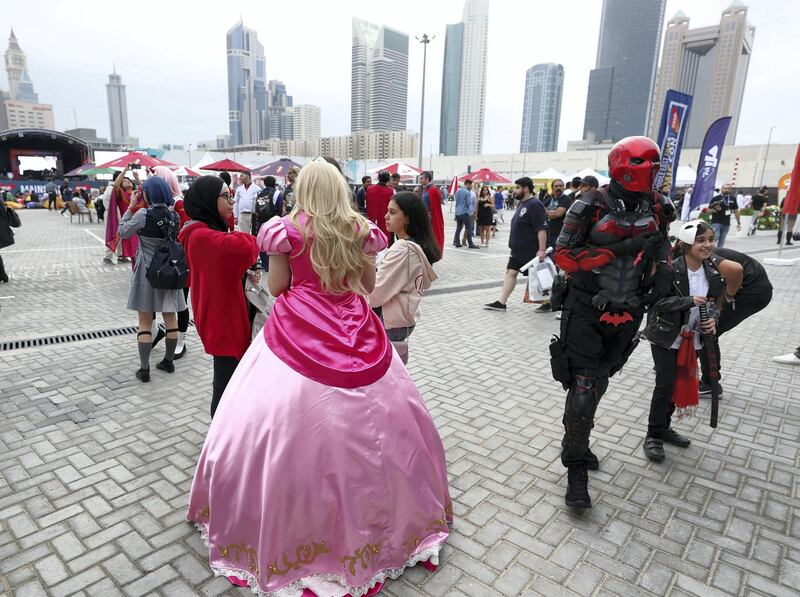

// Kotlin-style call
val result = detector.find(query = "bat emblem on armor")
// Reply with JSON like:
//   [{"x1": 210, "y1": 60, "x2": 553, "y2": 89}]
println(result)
[{"x1": 599, "y1": 311, "x2": 633, "y2": 326}]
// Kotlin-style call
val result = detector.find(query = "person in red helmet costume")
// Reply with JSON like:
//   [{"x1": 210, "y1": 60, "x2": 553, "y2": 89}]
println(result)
[{"x1": 551, "y1": 136, "x2": 676, "y2": 509}]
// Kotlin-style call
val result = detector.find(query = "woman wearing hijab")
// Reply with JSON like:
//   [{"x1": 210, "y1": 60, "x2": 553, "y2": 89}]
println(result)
[
  {"x1": 119, "y1": 177, "x2": 186, "y2": 382},
  {"x1": 178, "y1": 175, "x2": 258, "y2": 417}
]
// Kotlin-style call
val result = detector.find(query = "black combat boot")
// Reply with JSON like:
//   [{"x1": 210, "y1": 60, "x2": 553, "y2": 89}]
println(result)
[{"x1": 565, "y1": 465, "x2": 591, "y2": 509}]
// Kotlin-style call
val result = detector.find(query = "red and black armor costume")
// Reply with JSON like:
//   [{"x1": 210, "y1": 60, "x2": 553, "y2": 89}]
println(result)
[{"x1": 552, "y1": 136, "x2": 675, "y2": 509}]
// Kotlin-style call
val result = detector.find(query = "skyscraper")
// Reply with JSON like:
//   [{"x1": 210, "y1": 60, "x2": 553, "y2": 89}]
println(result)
[
  {"x1": 649, "y1": 2, "x2": 755, "y2": 147},
  {"x1": 267, "y1": 80, "x2": 294, "y2": 140},
  {"x1": 5, "y1": 28, "x2": 38, "y2": 102},
  {"x1": 439, "y1": 0, "x2": 489, "y2": 156},
  {"x1": 439, "y1": 23, "x2": 463, "y2": 156},
  {"x1": 226, "y1": 20, "x2": 268, "y2": 146},
  {"x1": 293, "y1": 105, "x2": 321, "y2": 141},
  {"x1": 520, "y1": 64, "x2": 564, "y2": 153},
  {"x1": 106, "y1": 66, "x2": 129, "y2": 144},
  {"x1": 351, "y1": 18, "x2": 409, "y2": 133},
  {"x1": 456, "y1": 0, "x2": 489, "y2": 155},
  {"x1": 583, "y1": 0, "x2": 666, "y2": 142}
]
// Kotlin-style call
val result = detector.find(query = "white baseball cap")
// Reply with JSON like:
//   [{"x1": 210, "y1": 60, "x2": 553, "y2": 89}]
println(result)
[{"x1": 677, "y1": 220, "x2": 704, "y2": 245}]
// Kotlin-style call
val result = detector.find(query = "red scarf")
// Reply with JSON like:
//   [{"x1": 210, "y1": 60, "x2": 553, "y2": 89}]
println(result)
[{"x1": 672, "y1": 329, "x2": 699, "y2": 418}]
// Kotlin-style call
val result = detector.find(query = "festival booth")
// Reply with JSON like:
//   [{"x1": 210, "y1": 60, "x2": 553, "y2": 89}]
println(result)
[
  {"x1": 566, "y1": 167, "x2": 610, "y2": 186},
  {"x1": 458, "y1": 168, "x2": 511, "y2": 185},
  {"x1": 531, "y1": 167, "x2": 567, "y2": 188},
  {"x1": 367, "y1": 161, "x2": 423, "y2": 181}
]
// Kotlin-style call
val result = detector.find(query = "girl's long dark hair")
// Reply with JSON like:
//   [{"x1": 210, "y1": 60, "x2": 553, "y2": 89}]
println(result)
[
  {"x1": 671, "y1": 221, "x2": 713, "y2": 260},
  {"x1": 392, "y1": 191, "x2": 442, "y2": 265}
]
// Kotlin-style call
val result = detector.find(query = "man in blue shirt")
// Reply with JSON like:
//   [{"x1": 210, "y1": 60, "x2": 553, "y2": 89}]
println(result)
[
  {"x1": 484, "y1": 177, "x2": 548, "y2": 311},
  {"x1": 453, "y1": 179, "x2": 479, "y2": 248},
  {"x1": 494, "y1": 187, "x2": 505, "y2": 224}
]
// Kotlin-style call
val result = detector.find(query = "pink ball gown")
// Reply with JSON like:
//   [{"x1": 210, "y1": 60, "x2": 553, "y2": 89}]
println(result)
[{"x1": 187, "y1": 214, "x2": 452, "y2": 597}]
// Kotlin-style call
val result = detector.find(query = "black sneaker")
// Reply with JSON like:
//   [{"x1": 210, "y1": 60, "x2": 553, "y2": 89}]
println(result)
[
  {"x1": 468, "y1": 244, "x2": 480, "y2": 249},
  {"x1": 698, "y1": 380, "x2": 724, "y2": 399},
  {"x1": 565, "y1": 466, "x2": 591, "y2": 509},
  {"x1": 643, "y1": 436, "x2": 665, "y2": 462},
  {"x1": 453, "y1": 243, "x2": 462, "y2": 248},
  {"x1": 663, "y1": 428, "x2": 691, "y2": 448},
  {"x1": 535, "y1": 303, "x2": 551, "y2": 313},
  {"x1": 135, "y1": 368, "x2": 150, "y2": 383},
  {"x1": 483, "y1": 301, "x2": 507, "y2": 311},
  {"x1": 156, "y1": 359, "x2": 175, "y2": 373}
]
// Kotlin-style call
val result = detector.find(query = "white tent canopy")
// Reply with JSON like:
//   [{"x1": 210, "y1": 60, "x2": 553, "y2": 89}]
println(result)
[
  {"x1": 566, "y1": 167, "x2": 610, "y2": 185},
  {"x1": 674, "y1": 165, "x2": 697, "y2": 187},
  {"x1": 530, "y1": 167, "x2": 566, "y2": 180}
]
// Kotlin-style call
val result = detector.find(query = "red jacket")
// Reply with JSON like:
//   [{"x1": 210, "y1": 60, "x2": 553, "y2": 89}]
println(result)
[
  {"x1": 178, "y1": 222, "x2": 259, "y2": 359},
  {"x1": 366, "y1": 184, "x2": 395, "y2": 245}
]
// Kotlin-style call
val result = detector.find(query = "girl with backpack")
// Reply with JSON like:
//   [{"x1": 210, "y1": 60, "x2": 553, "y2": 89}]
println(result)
[
  {"x1": 119, "y1": 177, "x2": 186, "y2": 382},
  {"x1": 186, "y1": 161, "x2": 450, "y2": 595}
]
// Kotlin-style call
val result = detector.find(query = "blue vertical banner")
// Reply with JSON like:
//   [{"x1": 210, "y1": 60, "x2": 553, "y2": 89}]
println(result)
[
  {"x1": 690, "y1": 116, "x2": 733, "y2": 210},
  {"x1": 653, "y1": 89, "x2": 692, "y2": 198}
]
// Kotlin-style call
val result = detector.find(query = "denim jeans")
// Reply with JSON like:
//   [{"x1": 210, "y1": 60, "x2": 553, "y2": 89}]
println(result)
[
  {"x1": 711, "y1": 223, "x2": 730, "y2": 248},
  {"x1": 454, "y1": 213, "x2": 474, "y2": 246}
]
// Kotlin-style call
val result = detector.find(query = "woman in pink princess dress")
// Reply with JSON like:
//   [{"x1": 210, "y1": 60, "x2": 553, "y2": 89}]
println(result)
[{"x1": 186, "y1": 159, "x2": 451, "y2": 597}]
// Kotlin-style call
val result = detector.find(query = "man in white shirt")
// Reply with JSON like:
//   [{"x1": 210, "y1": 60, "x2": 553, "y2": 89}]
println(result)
[{"x1": 233, "y1": 171, "x2": 259, "y2": 235}]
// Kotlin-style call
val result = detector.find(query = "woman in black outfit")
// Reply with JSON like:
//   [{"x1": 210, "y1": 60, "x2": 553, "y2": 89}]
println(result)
[{"x1": 476, "y1": 185, "x2": 494, "y2": 247}]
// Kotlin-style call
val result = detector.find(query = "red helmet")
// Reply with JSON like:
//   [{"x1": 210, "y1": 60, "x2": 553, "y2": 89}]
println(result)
[{"x1": 608, "y1": 136, "x2": 660, "y2": 193}]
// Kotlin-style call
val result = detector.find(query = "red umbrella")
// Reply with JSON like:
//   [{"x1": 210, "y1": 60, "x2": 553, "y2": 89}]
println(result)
[
  {"x1": 368, "y1": 162, "x2": 423, "y2": 180},
  {"x1": 251, "y1": 158, "x2": 303, "y2": 178},
  {"x1": 458, "y1": 167, "x2": 512, "y2": 184},
  {"x1": 97, "y1": 151, "x2": 176, "y2": 169},
  {"x1": 200, "y1": 158, "x2": 250, "y2": 173}
]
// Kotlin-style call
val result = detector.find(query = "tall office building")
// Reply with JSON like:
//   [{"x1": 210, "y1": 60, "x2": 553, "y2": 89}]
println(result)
[
  {"x1": 520, "y1": 64, "x2": 564, "y2": 153},
  {"x1": 439, "y1": 23, "x2": 463, "y2": 156},
  {"x1": 106, "y1": 67, "x2": 129, "y2": 144},
  {"x1": 351, "y1": 18, "x2": 409, "y2": 133},
  {"x1": 649, "y1": 2, "x2": 755, "y2": 147},
  {"x1": 439, "y1": 0, "x2": 489, "y2": 156},
  {"x1": 267, "y1": 79, "x2": 293, "y2": 140},
  {"x1": 293, "y1": 104, "x2": 321, "y2": 141},
  {"x1": 583, "y1": 0, "x2": 666, "y2": 142},
  {"x1": 226, "y1": 20, "x2": 268, "y2": 146}
]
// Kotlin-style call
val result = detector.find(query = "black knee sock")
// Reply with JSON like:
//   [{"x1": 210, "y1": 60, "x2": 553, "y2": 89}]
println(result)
[
  {"x1": 164, "y1": 328, "x2": 179, "y2": 362},
  {"x1": 138, "y1": 342, "x2": 152, "y2": 370}
]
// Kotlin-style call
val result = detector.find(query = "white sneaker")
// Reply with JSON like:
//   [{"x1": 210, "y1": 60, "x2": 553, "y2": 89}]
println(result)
[{"x1": 773, "y1": 353, "x2": 800, "y2": 365}]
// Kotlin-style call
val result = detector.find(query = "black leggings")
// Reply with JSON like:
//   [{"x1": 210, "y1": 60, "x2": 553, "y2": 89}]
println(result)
[
  {"x1": 178, "y1": 287, "x2": 190, "y2": 333},
  {"x1": 211, "y1": 356, "x2": 239, "y2": 419}
]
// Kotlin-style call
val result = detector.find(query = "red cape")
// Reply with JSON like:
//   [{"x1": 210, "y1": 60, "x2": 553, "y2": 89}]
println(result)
[{"x1": 427, "y1": 185, "x2": 444, "y2": 255}]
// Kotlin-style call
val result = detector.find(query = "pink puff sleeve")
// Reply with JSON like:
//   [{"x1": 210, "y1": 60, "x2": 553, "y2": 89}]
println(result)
[
  {"x1": 363, "y1": 221, "x2": 388, "y2": 256},
  {"x1": 257, "y1": 216, "x2": 292, "y2": 255}
]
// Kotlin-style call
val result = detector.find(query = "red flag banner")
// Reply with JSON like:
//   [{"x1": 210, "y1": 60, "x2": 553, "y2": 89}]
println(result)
[{"x1": 783, "y1": 143, "x2": 800, "y2": 216}]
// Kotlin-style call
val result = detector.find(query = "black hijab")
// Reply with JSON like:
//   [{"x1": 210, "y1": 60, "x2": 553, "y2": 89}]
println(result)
[{"x1": 184, "y1": 175, "x2": 227, "y2": 232}]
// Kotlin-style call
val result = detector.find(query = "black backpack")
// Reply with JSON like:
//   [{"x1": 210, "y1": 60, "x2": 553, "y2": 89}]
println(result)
[
  {"x1": 252, "y1": 186, "x2": 277, "y2": 235},
  {"x1": 145, "y1": 208, "x2": 189, "y2": 290}
]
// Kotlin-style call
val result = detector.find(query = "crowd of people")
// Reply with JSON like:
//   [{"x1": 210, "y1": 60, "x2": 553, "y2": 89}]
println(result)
[{"x1": 1, "y1": 139, "x2": 798, "y2": 594}]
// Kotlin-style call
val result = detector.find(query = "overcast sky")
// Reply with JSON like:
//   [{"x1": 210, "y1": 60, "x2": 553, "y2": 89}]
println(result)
[{"x1": 3, "y1": 0, "x2": 797, "y2": 155}]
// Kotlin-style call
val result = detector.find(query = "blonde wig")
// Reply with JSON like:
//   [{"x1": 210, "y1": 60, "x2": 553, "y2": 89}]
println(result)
[{"x1": 289, "y1": 160, "x2": 373, "y2": 295}]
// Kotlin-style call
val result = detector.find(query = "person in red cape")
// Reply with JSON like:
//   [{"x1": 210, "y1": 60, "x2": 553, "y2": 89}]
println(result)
[
  {"x1": 105, "y1": 164, "x2": 141, "y2": 263},
  {"x1": 643, "y1": 220, "x2": 739, "y2": 463},
  {"x1": 419, "y1": 171, "x2": 444, "y2": 255},
  {"x1": 366, "y1": 170, "x2": 395, "y2": 247}
]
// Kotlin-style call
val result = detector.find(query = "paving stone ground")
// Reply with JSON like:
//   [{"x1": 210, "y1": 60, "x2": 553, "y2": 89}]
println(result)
[{"x1": 0, "y1": 210, "x2": 799, "y2": 597}]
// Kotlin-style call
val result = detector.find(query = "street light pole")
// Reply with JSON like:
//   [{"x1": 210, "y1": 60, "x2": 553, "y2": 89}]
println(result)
[
  {"x1": 759, "y1": 125, "x2": 775, "y2": 188},
  {"x1": 416, "y1": 33, "x2": 434, "y2": 170}
]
